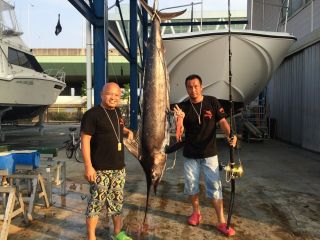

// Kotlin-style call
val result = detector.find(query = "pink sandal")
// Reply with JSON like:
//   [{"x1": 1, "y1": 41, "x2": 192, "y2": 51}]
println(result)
[
  {"x1": 216, "y1": 223, "x2": 236, "y2": 236},
  {"x1": 188, "y1": 213, "x2": 202, "y2": 226}
]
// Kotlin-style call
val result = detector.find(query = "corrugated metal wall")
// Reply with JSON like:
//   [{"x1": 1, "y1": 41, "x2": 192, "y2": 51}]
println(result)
[
  {"x1": 247, "y1": 0, "x2": 320, "y2": 37},
  {"x1": 267, "y1": 41, "x2": 320, "y2": 152}
]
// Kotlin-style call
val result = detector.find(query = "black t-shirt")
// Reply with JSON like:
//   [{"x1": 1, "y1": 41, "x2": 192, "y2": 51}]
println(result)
[
  {"x1": 80, "y1": 105, "x2": 125, "y2": 170},
  {"x1": 177, "y1": 95, "x2": 227, "y2": 158}
]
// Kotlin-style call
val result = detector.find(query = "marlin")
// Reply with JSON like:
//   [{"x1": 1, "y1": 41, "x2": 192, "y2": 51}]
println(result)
[{"x1": 124, "y1": 0, "x2": 185, "y2": 221}]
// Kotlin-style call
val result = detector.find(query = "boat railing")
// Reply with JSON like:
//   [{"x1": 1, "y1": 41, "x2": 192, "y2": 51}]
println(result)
[
  {"x1": 44, "y1": 68, "x2": 66, "y2": 83},
  {"x1": 160, "y1": 1, "x2": 290, "y2": 34},
  {"x1": 0, "y1": 0, "x2": 22, "y2": 37},
  {"x1": 0, "y1": 23, "x2": 22, "y2": 38},
  {"x1": 249, "y1": 0, "x2": 290, "y2": 32},
  {"x1": 157, "y1": 1, "x2": 247, "y2": 35}
]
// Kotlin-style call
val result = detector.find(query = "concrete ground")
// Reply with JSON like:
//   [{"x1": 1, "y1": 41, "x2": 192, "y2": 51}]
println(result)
[{"x1": 1, "y1": 124, "x2": 320, "y2": 240}]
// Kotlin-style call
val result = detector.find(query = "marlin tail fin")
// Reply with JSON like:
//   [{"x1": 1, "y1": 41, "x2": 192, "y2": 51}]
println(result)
[{"x1": 139, "y1": 0, "x2": 186, "y2": 22}]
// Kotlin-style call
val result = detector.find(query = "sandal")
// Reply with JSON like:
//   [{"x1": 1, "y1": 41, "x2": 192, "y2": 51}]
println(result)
[
  {"x1": 216, "y1": 223, "x2": 236, "y2": 236},
  {"x1": 115, "y1": 231, "x2": 133, "y2": 240},
  {"x1": 188, "y1": 212, "x2": 202, "y2": 226}
]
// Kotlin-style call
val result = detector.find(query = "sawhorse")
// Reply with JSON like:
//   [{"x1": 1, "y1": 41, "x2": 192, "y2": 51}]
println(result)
[
  {"x1": 38, "y1": 154, "x2": 67, "y2": 205},
  {"x1": 0, "y1": 170, "x2": 28, "y2": 240},
  {"x1": 10, "y1": 171, "x2": 50, "y2": 221}
]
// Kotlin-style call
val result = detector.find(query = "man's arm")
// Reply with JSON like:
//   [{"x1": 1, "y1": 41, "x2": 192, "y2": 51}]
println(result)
[
  {"x1": 81, "y1": 132, "x2": 96, "y2": 182},
  {"x1": 123, "y1": 127, "x2": 134, "y2": 140},
  {"x1": 218, "y1": 118, "x2": 237, "y2": 147}
]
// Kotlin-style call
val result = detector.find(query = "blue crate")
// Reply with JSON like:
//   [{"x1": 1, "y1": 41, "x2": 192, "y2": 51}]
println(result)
[
  {"x1": 11, "y1": 150, "x2": 40, "y2": 169},
  {"x1": 0, "y1": 152, "x2": 15, "y2": 175}
]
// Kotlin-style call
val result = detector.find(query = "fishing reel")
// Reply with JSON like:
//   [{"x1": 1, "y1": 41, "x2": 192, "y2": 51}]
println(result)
[{"x1": 224, "y1": 162, "x2": 244, "y2": 180}]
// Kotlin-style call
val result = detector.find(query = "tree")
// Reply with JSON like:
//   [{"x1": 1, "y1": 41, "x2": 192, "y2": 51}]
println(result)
[
  {"x1": 122, "y1": 83, "x2": 130, "y2": 104},
  {"x1": 81, "y1": 80, "x2": 86, "y2": 97}
]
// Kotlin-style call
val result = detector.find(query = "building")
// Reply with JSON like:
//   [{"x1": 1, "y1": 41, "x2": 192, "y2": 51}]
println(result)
[
  {"x1": 248, "y1": 0, "x2": 320, "y2": 152},
  {"x1": 33, "y1": 48, "x2": 130, "y2": 96}
]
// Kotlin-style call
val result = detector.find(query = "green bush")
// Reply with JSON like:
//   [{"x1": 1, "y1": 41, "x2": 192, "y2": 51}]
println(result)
[{"x1": 48, "y1": 112, "x2": 82, "y2": 121}]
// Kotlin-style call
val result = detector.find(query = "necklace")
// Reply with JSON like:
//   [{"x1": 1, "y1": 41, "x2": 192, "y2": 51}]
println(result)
[
  {"x1": 190, "y1": 99, "x2": 203, "y2": 125},
  {"x1": 100, "y1": 105, "x2": 122, "y2": 151}
]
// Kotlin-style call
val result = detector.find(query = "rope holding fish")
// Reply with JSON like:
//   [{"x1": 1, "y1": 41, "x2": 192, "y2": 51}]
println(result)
[{"x1": 165, "y1": 110, "x2": 181, "y2": 170}]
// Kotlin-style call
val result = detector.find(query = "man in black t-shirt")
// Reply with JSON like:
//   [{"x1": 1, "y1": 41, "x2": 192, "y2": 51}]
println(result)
[
  {"x1": 81, "y1": 82, "x2": 133, "y2": 240},
  {"x1": 173, "y1": 74, "x2": 237, "y2": 236}
]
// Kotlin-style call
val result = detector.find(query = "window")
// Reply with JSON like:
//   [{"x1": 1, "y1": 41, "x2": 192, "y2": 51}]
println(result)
[
  {"x1": 281, "y1": 0, "x2": 310, "y2": 22},
  {"x1": 17, "y1": 51, "x2": 32, "y2": 68},
  {"x1": 8, "y1": 47, "x2": 43, "y2": 72},
  {"x1": 8, "y1": 47, "x2": 19, "y2": 65},
  {"x1": 26, "y1": 54, "x2": 43, "y2": 72},
  {"x1": 292, "y1": 0, "x2": 303, "y2": 13}
]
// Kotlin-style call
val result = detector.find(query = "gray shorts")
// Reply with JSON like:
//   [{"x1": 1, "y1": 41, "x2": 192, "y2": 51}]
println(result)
[{"x1": 184, "y1": 155, "x2": 222, "y2": 199}]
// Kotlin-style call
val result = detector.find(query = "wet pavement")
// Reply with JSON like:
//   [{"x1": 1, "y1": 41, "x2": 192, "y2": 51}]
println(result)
[{"x1": 1, "y1": 124, "x2": 320, "y2": 240}]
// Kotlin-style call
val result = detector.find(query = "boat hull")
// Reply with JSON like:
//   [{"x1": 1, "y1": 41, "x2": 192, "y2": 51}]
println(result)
[
  {"x1": 0, "y1": 76, "x2": 64, "y2": 106},
  {"x1": 0, "y1": 76, "x2": 65, "y2": 121},
  {"x1": 163, "y1": 30, "x2": 296, "y2": 106}
]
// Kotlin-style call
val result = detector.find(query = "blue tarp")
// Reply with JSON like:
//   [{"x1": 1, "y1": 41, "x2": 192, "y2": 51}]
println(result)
[
  {"x1": 0, "y1": 150, "x2": 39, "y2": 174},
  {"x1": 0, "y1": 152, "x2": 15, "y2": 174},
  {"x1": 11, "y1": 150, "x2": 40, "y2": 168}
]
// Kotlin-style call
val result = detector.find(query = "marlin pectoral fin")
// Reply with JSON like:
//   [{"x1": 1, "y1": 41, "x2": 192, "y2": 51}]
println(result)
[{"x1": 123, "y1": 138, "x2": 139, "y2": 159}]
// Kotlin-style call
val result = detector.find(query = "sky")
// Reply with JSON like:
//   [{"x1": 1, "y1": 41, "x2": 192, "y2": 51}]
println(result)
[{"x1": 11, "y1": 0, "x2": 247, "y2": 49}]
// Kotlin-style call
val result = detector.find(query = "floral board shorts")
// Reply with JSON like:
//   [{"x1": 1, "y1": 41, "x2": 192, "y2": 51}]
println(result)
[{"x1": 86, "y1": 169, "x2": 126, "y2": 217}]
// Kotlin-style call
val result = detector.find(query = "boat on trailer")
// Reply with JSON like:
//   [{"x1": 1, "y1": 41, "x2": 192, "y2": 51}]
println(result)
[
  {"x1": 163, "y1": 29, "x2": 296, "y2": 111},
  {"x1": 0, "y1": 0, "x2": 66, "y2": 122}
]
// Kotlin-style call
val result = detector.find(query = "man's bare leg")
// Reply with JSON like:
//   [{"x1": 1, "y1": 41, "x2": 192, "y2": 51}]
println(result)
[
  {"x1": 87, "y1": 216, "x2": 98, "y2": 240},
  {"x1": 212, "y1": 199, "x2": 226, "y2": 224},
  {"x1": 112, "y1": 214, "x2": 121, "y2": 236},
  {"x1": 190, "y1": 194, "x2": 201, "y2": 214}
]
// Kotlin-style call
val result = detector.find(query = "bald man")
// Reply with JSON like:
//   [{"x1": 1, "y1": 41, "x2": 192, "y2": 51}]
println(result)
[{"x1": 81, "y1": 82, "x2": 133, "y2": 240}]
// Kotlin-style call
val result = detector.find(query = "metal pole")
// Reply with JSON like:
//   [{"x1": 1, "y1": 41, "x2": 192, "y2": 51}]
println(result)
[
  {"x1": 129, "y1": 0, "x2": 138, "y2": 130},
  {"x1": 142, "y1": 0, "x2": 148, "y2": 70},
  {"x1": 200, "y1": 0, "x2": 203, "y2": 31},
  {"x1": 86, "y1": 20, "x2": 92, "y2": 110},
  {"x1": 262, "y1": 0, "x2": 265, "y2": 30},
  {"x1": 250, "y1": 0, "x2": 253, "y2": 30},
  {"x1": 93, "y1": 0, "x2": 106, "y2": 106},
  {"x1": 191, "y1": 2, "x2": 194, "y2": 32},
  {"x1": 227, "y1": 0, "x2": 235, "y2": 230},
  {"x1": 311, "y1": 0, "x2": 314, "y2": 32},
  {"x1": 284, "y1": 0, "x2": 290, "y2": 32},
  {"x1": 104, "y1": 0, "x2": 108, "y2": 84}
]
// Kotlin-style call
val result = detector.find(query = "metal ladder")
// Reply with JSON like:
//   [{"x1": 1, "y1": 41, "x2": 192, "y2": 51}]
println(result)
[{"x1": 241, "y1": 103, "x2": 269, "y2": 142}]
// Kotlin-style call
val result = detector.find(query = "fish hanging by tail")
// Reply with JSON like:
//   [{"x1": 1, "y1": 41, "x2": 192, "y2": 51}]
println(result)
[{"x1": 124, "y1": 0, "x2": 186, "y2": 223}]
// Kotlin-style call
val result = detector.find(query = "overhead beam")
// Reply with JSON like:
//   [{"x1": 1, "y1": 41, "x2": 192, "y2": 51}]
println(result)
[
  {"x1": 67, "y1": 0, "x2": 103, "y2": 26},
  {"x1": 108, "y1": 31, "x2": 130, "y2": 61}
]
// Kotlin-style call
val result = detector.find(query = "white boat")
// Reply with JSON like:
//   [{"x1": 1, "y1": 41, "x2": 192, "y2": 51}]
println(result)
[
  {"x1": 0, "y1": 0, "x2": 66, "y2": 121},
  {"x1": 163, "y1": 29, "x2": 296, "y2": 109}
]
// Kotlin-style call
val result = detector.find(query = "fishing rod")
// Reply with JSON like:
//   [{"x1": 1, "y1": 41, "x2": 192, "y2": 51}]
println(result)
[
  {"x1": 226, "y1": 0, "x2": 235, "y2": 230},
  {"x1": 225, "y1": 0, "x2": 244, "y2": 230}
]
